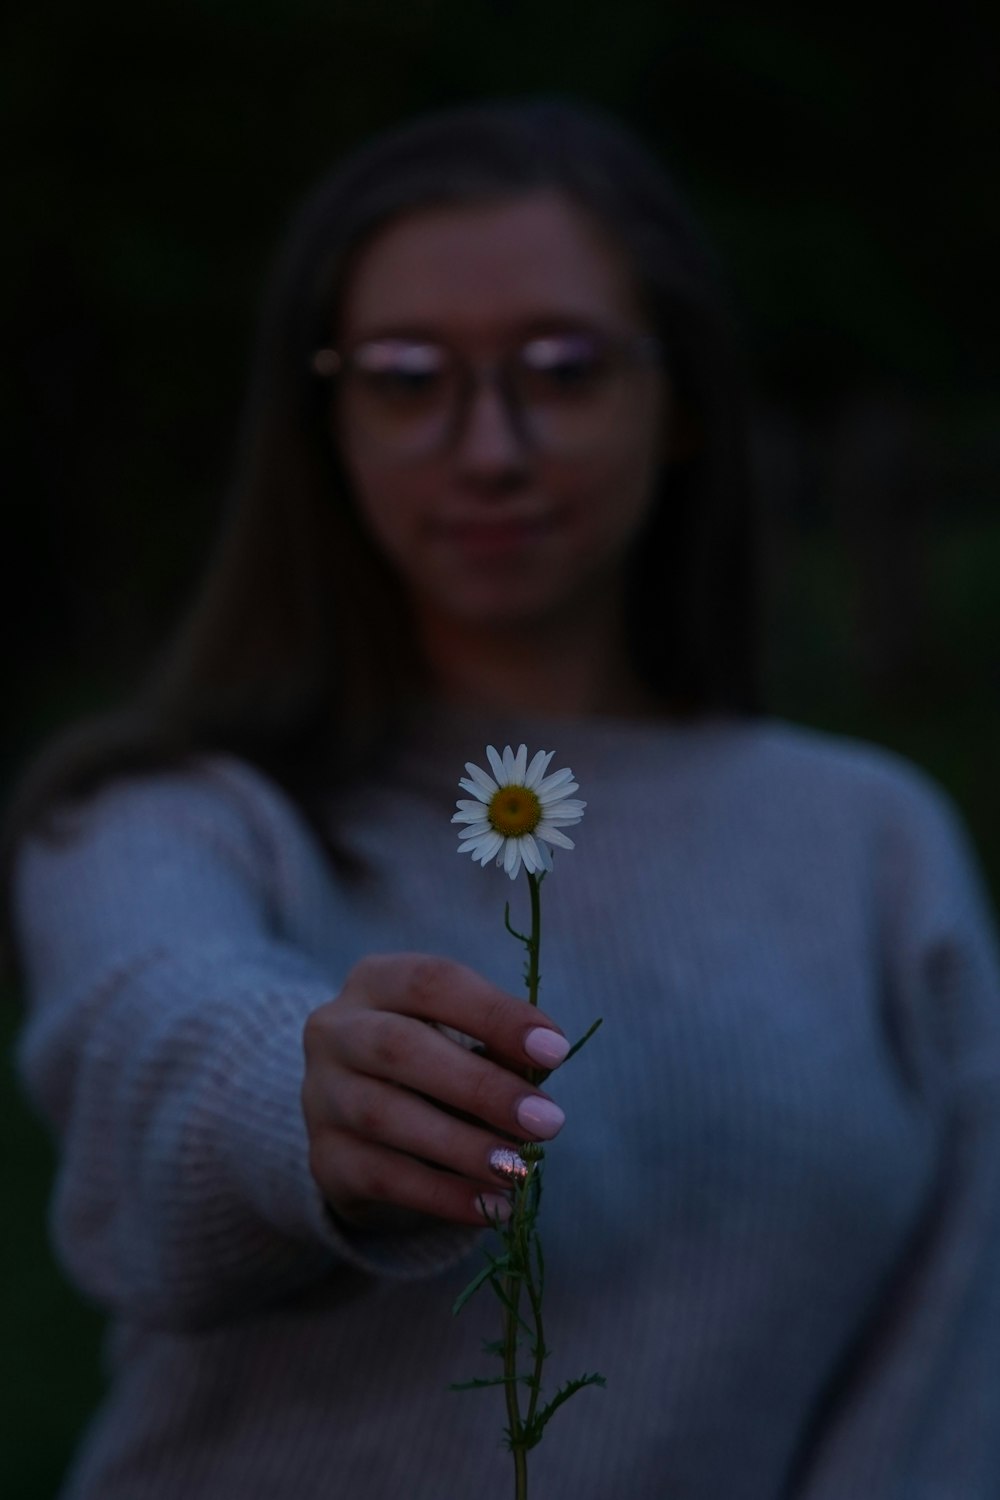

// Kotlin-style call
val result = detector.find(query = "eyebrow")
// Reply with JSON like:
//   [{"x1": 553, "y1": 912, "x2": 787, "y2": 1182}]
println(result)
[{"x1": 341, "y1": 314, "x2": 634, "y2": 347}]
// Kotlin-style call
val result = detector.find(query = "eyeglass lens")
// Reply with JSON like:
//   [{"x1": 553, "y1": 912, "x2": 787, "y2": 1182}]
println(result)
[{"x1": 338, "y1": 331, "x2": 651, "y2": 455}]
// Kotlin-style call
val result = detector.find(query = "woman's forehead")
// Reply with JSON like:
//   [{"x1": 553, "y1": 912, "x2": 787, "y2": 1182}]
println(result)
[{"x1": 337, "y1": 190, "x2": 644, "y2": 341}]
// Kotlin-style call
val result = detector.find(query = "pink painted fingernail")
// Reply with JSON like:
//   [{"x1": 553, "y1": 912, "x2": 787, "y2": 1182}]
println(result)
[
  {"x1": 477, "y1": 1193, "x2": 513, "y2": 1224},
  {"x1": 524, "y1": 1028, "x2": 571, "y2": 1068},
  {"x1": 515, "y1": 1095, "x2": 565, "y2": 1139}
]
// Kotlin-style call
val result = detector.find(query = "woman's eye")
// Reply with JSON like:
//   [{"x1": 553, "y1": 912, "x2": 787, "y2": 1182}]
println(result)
[
  {"x1": 520, "y1": 336, "x2": 607, "y2": 392},
  {"x1": 369, "y1": 367, "x2": 442, "y2": 396},
  {"x1": 353, "y1": 342, "x2": 448, "y2": 397}
]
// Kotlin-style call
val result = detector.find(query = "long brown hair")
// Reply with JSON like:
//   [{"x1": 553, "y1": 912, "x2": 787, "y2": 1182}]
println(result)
[{"x1": 5, "y1": 96, "x2": 759, "y2": 867}]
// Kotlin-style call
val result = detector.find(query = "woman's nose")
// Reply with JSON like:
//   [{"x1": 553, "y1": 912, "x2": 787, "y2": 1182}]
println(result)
[{"x1": 452, "y1": 372, "x2": 531, "y2": 478}]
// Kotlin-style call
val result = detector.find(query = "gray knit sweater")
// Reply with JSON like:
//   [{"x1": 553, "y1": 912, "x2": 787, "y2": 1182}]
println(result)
[{"x1": 14, "y1": 712, "x2": 1000, "y2": 1499}]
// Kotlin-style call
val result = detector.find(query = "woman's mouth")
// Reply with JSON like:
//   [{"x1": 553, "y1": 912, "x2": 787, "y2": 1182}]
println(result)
[{"x1": 431, "y1": 512, "x2": 562, "y2": 559}]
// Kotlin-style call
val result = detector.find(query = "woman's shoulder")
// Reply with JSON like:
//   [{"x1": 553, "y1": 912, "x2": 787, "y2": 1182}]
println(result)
[
  {"x1": 36, "y1": 753, "x2": 310, "y2": 847},
  {"x1": 10, "y1": 754, "x2": 343, "y2": 986},
  {"x1": 728, "y1": 721, "x2": 999, "y2": 977},
  {"x1": 736, "y1": 718, "x2": 960, "y2": 826},
  {"x1": 13, "y1": 753, "x2": 331, "y2": 925},
  {"x1": 733, "y1": 718, "x2": 991, "y2": 905}
]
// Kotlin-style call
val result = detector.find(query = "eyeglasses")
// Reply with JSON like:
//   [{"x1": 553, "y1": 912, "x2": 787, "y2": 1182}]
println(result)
[{"x1": 312, "y1": 329, "x2": 661, "y2": 458}]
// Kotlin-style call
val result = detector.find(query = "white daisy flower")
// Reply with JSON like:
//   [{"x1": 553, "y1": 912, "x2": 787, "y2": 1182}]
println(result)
[{"x1": 453, "y1": 744, "x2": 586, "y2": 881}]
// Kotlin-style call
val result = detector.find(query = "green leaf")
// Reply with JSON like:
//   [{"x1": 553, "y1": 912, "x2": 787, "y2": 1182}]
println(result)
[
  {"x1": 527, "y1": 1372, "x2": 607, "y2": 1444},
  {"x1": 504, "y1": 902, "x2": 529, "y2": 944},
  {"x1": 452, "y1": 1254, "x2": 511, "y2": 1316},
  {"x1": 488, "y1": 1276, "x2": 534, "y2": 1337},
  {"x1": 565, "y1": 1016, "x2": 603, "y2": 1063}
]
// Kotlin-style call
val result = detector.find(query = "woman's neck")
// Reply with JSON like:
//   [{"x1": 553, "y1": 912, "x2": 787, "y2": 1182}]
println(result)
[{"x1": 416, "y1": 605, "x2": 662, "y2": 720}]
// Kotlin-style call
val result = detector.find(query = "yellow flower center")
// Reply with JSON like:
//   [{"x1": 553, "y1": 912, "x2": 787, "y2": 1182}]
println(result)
[{"x1": 488, "y1": 784, "x2": 542, "y2": 837}]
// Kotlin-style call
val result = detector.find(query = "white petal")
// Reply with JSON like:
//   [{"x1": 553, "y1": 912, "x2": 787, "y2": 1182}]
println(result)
[
  {"x1": 536, "y1": 767, "x2": 576, "y2": 796},
  {"x1": 459, "y1": 838, "x2": 493, "y2": 864},
  {"x1": 545, "y1": 798, "x2": 582, "y2": 822},
  {"x1": 465, "y1": 830, "x2": 504, "y2": 864},
  {"x1": 475, "y1": 830, "x2": 504, "y2": 862},
  {"x1": 519, "y1": 832, "x2": 545, "y2": 872},
  {"x1": 501, "y1": 745, "x2": 517, "y2": 781},
  {"x1": 456, "y1": 823, "x2": 492, "y2": 842},
  {"x1": 457, "y1": 827, "x2": 492, "y2": 849},
  {"x1": 453, "y1": 799, "x2": 489, "y2": 816},
  {"x1": 463, "y1": 762, "x2": 497, "y2": 795},
  {"x1": 458, "y1": 828, "x2": 494, "y2": 852},
  {"x1": 538, "y1": 826, "x2": 575, "y2": 849},
  {"x1": 539, "y1": 807, "x2": 585, "y2": 825},
  {"x1": 511, "y1": 744, "x2": 528, "y2": 783},
  {"x1": 503, "y1": 837, "x2": 521, "y2": 878},
  {"x1": 458, "y1": 776, "x2": 491, "y2": 801},
  {"x1": 486, "y1": 746, "x2": 506, "y2": 783},
  {"x1": 539, "y1": 840, "x2": 554, "y2": 872},
  {"x1": 539, "y1": 783, "x2": 578, "y2": 805},
  {"x1": 524, "y1": 749, "x2": 554, "y2": 788}
]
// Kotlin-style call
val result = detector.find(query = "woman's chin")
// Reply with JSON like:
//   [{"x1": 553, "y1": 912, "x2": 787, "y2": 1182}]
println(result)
[{"x1": 416, "y1": 582, "x2": 583, "y2": 636}]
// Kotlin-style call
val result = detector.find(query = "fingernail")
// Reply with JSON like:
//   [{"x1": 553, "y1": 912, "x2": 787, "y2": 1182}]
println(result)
[
  {"x1": 477, "y1": 1193, "x2": 512, "y2": 1223},
  {"x1": 515, "y1": 1095, "x2": 565, "y2": 1138},
  {"x1": 489, "y1": 1146, "x2": 529, "y2": 1184},
  {"x1": 524, "y1": 1028, "x2": 571, "y2": 1068}
]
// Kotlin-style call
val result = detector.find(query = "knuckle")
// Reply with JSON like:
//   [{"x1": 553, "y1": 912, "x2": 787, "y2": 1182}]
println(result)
[
  {"x1": 369, "y1": 1015, "x2": 406, "y2": 1073},
  {"x1": 353, "y1": 1095, "x2": 387, "y2": 1143},
  {"x1": 405, "y1": 955, "x2": 454, "y2": 1013},
  {"x1": 479, "y1": 988, "x2": 516, "y2": 1043}
]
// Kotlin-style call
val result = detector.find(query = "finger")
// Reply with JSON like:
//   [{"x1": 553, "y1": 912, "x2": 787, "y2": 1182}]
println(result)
[
  {"x1": 330, "y1": 1073, "x2": 529, "y2": 1186},
  {"x1": 311, "y1": 1132, "x2": 513, "y2": 1229},
  {"x1": 333, "y1": 1010, "x2": 567, "y2": 1142},
  {"x1": 343, "y1": 954, "x2": 570, "y2": 1071}
]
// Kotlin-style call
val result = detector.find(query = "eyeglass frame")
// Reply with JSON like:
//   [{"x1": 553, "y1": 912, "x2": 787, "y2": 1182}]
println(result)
[{"x1": 310, "y1": 327, "x2": 663, "y2": 457}]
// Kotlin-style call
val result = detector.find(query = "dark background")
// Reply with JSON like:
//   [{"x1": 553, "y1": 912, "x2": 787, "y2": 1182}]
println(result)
[{"x1": 3, "y1": 2, "x2": 998, "y2": 1493}]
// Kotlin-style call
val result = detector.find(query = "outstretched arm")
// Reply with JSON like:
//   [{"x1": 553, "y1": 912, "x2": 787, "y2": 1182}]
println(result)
[{"x1": 13, "y1": 761, "x2": 568, "y2": 1331}]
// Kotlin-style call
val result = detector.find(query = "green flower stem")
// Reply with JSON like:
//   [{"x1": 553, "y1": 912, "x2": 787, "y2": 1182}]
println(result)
[
  {"x1": 526, "y1": 871, "x2": 542, "y2": 1009},
  {"x1": 503, "y1": 1260, "x2": 525, "y2": 1485},
  {"x1": 524, "y1": 1252, "x2": 546, "y2": 1435},
  {"x1": 454, "y1": 867, "x2": 603, "y2": 1500},
  {"x1": 505, "y1": 869, "x2": 544, "y2": 1499}
]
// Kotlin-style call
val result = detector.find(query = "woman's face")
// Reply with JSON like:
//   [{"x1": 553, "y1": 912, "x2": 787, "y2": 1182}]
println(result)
[{"x1": 331, "y1": 191, "x2": 668, "y2": 637}]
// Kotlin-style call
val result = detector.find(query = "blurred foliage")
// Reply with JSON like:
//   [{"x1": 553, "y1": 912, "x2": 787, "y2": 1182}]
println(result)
[
  {"x1": 2, "y1": 2, "x2": 998, "y2": 1494},
  {"x1": 1, "y1": 995, "x2": 106, "y2": 1495}
]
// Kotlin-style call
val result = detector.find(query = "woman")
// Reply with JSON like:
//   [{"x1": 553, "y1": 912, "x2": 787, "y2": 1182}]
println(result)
[{"x1": 9, "y1": 99, "x2": 1000, "y2": 1498}]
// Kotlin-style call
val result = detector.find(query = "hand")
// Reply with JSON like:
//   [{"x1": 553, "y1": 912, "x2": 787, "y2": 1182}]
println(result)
[{"x1": 302, "y1": 953, "x2": 571, "y2": 1230}]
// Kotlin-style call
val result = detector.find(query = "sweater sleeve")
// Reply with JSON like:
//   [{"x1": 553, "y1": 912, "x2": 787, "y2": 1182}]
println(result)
[
  {"x1": 13, "y1": 761, "x2": 477, "y2": 1331},
  {"x1": 800, "y1": 772, "x2": 1000, "y2": 1498}
]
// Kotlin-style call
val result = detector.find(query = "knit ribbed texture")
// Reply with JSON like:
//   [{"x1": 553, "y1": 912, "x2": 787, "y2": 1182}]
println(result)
[{"x1": 14, "y1": 712, "x2": 1000, "y2": 1498}]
